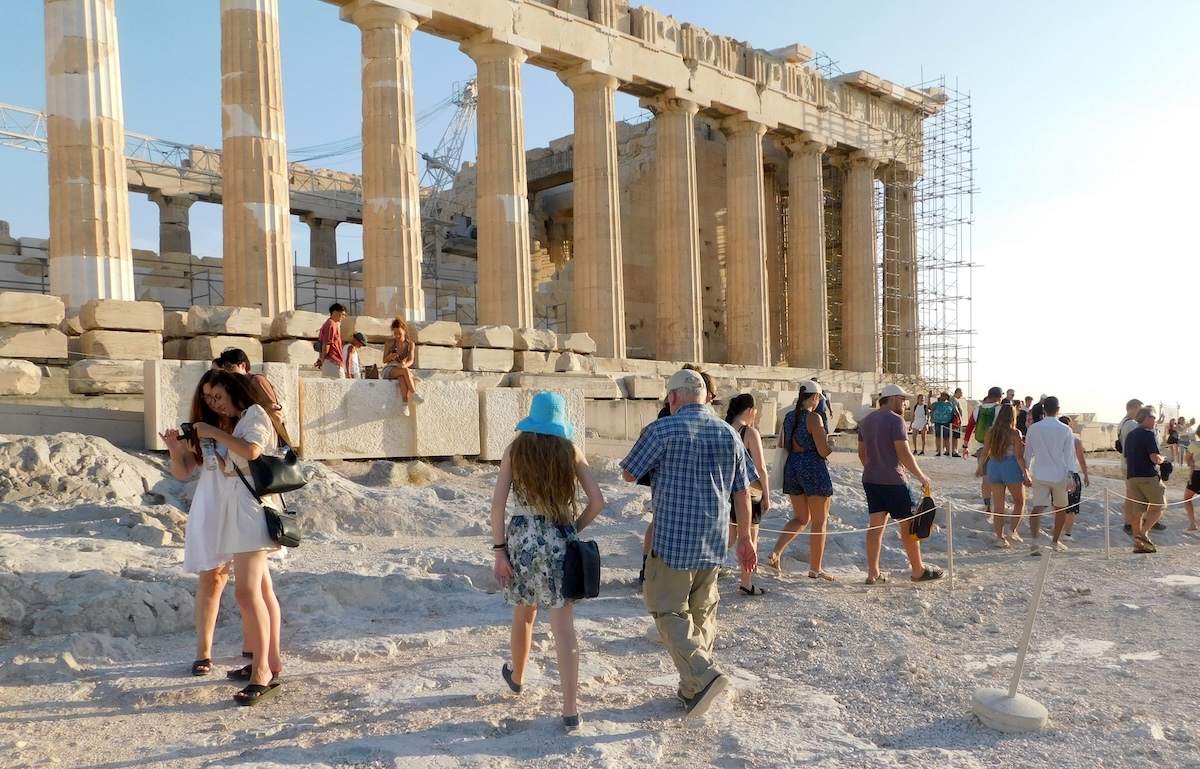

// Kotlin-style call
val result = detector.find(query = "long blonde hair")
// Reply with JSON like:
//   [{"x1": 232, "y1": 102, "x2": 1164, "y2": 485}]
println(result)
[
  {"x1": 509, "y1": 432, "x2": 579, "y2": 525},
  {"x1": 985, "y1": 403, "x2": 1018, "y2": 461}
]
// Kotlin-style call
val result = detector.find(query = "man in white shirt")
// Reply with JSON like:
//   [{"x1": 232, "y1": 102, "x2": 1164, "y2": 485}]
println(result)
[
  {"x1": 343, "y1": 332, "x2": 366, "y2": 379},
  {"x1": 1024, "y1": 396, "x2": 1077, "y2": 553}
]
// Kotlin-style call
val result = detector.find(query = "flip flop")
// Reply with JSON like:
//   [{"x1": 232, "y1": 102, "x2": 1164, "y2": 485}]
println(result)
[
  {"x1": 766, "y1": 553, "x2": 782, "y2": 572},
  {"x1": 227, "y1": 664, "x2": 281, "y2": 683},
  {"x1": 807, "y1": 570, "x2": 837, "y2": 582},
  {"x1": 738, "y1": 584, "x2": 766, "y2": 596},
  {"x1": 865, "y1": 574, "x2": 889, "y2": 585},
  {"x1": 191, "y1": 658, "x2": 213, "y2": 677},
  {"x1": 911, "y1": 567, "x2": 944, "y2": 582},
  {"x1": 233, "y1": 682, "x2": 282, "y2": 707}
]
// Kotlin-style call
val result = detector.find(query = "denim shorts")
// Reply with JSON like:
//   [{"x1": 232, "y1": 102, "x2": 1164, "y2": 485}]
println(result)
[
  {"x1": 934, "y1": 423, "x2": 952, "y2": 438},
  {"x1": 986, "y1": 455, "x2": 1023, "y2": 486}
]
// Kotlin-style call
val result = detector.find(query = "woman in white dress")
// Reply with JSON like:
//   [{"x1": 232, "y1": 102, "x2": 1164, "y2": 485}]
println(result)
[
  {"x1": 197, "y1": 370, "x2": 290, "y2": 706},
  {"x1": 161, "y1": 369, "x2": 235, "y2": 677}
]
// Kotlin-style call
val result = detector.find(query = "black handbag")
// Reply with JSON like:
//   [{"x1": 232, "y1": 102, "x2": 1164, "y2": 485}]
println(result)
[
  {"x1": 562, "y1": 538, "x2": 600, "y2": 600},
  {"x1": 249, "y1": 445, "x2": 306, "y2": 496},
  {"x1": 234, "y1": 464, "x2": 302, "y2": 548},
  {"x1": 910, "y1": 492, "x2": 937, "y2": 541}
]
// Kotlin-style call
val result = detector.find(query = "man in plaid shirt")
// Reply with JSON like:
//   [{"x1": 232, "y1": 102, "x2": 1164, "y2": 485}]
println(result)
[{"x1": 621, "y1": 368, "x2": 758, "y2": 719}]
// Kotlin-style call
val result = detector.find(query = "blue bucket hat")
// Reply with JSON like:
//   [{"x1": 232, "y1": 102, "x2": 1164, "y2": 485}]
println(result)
[{"x1": 516, "y1": 391, "x2": 575, "y2": 440}]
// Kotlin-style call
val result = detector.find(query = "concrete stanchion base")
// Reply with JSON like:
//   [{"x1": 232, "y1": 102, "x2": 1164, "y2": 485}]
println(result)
[{"x1": 972, "y1": 687, "x2": 1049, "y2": 733}]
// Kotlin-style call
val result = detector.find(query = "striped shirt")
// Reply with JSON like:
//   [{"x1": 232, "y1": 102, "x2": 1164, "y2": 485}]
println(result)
[{"x1": 621, "y1": 403, "x2": 756, "y2": 569}]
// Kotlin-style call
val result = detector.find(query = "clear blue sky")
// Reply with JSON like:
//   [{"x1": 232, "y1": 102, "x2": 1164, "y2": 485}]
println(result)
[{"x1": 1, "y1": 1, "x2": 1197, "y2": 422}]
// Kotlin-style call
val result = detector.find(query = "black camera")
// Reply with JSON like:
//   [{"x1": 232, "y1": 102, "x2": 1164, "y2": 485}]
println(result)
[{"x1": 179, "y1": 422, "x2": 197, "y2": 442}]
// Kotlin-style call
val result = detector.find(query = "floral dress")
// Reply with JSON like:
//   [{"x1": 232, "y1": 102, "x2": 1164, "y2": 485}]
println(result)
[{"x1": 503, "y1": 492, "x2": 577, "y2": 609}]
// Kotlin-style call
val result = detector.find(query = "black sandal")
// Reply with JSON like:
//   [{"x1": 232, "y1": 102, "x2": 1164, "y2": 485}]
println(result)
[
  {"x1": 227, "y1": 664, "x2": 281, "y2": 683},
  {"x1": 191, "y1": 658, "x2": 213, "y2": 677},
  {"x1": 911, "y1": 567, "x2": 944, "y2": 582},
  {"x1": 738, "y1": 584, "x2": 766, "y2": 596},
  {"x1": 233, "y1": 682, "x2": 282, "y2": 706}
]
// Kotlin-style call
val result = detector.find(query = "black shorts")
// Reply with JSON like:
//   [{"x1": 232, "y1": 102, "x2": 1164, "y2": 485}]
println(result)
[
  {"x1": 729, "y1": 495, "x2": 764, "y2": 525},
  {"x1": 863, "y1": 482, "x2": 914, "y2": 522},
  {"x1": 1188, "y1": 470, "x2": 1200, "y2": 495},
  {"x1": 1066, "y1": 472, "x2": 1082, "y2": 514}
]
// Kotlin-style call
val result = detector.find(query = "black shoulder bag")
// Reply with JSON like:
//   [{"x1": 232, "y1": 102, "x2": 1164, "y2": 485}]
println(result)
[
  {"x1": 249, "y1": 442, "x2": 306, "y2": 496},
  {"x1": 560, "y1": 526, "x2": 600, "y2": 600},
  {"x1": 234, "y1": 463, "x2": 302, "y2": 549}
]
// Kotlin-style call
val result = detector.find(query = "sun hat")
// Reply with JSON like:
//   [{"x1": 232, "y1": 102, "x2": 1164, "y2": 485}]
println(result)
[
  {"x1": 515, "y1": 391, "x2": 575, "y2": 440},
  {"x1": 800, "y1": 380, "x2": 822, "y2": 396},
  {"x1": 351, "y1": 332, "x2": 366, "y2": 345},
  {"x1": 666, "y1": 369, "x2": 705, "y2": 392},
  {"x1": 880, "y1": 384, "x2": 910, "y2": 399}
]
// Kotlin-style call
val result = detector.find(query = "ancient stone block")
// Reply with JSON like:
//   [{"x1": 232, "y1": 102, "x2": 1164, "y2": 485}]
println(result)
[
  {"x1": 186, "y1": 336, "x2": 262, "y2": 363},
  {"x1": 60, "y1": 316, "x2": 84, "y2": 336},
  {"x1": 269, "y1": 310, "x2": 325, "y2": 340},
  {"x1": 185, "y1": 305, "x2": 261, "y2": 336},
  {"x1": 585, "y1": 399, "x2": 662, "y2": 440},
  {"x1": 0, "y1": 292, "x2": 65, "y2": 327},
  {"x1": 265, "y1": 339, "x2": 317, "y2": 365},
  {"x1": 0, "y1": 326, "x2": 69, "y2": 361},
  {"x1": 80, "y1": 299, "x2": 164, "y2": 332},
  {"x1": 557, "y1": 332, "x2": 598, "y2": 354},
  {"x1": 414, "y1": 345, "x2": 463, "y2": 371},
  {"x1": 461, "y1": 325, "x2": 514, "y2": 349},
  {"x1": 555, "y1": 351, "x2": 597, "y2": 373},
  {"x1": 509, "y1": 373, "x2": 623, "y2": 399},
  {"x1": 163, "y1": 310, "x2": 190, "y2": 340},
  {"x1": 260, "y1": 317, "x2": 272, "y2": 339},
  {"x1": 413, "y1": 320, "x2": 462, "y2": 347},
  {"x1": 513, "y1": 327, "x2": 557, "y2": 351},
  {"x1": 479, "y1": 387, "x2": 586, "y2": 461},
  {"x1": 163, "y1": 339, "x2": 186, "y2": 360},
  {"x1": 68, "y1": 359, "x2": 145, "y2": 395},
  {"x1": 464, "y1": 348, "x2": 514, "y2": 373},
  {"x1": 81, "y1": 330, "x2": 164, "y2": 361},
  {"x1": 625, "y1": 375, "x2": 666, "y2": 400},
  {"x1": 512, "y1": 350, "x2": 553, "y2": 373},
  {"x1": 342, "y1": 315, "x2": 392, "y2": 343},
  {"x1": 0, "y1": 359, "x2": 41, "y2": 395}
]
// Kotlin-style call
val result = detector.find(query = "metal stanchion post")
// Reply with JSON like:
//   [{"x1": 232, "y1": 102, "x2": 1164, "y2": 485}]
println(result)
[
  {"x1": 946, "y1": 499, "x2": 955, "y2": 591},
  {"x1": 1104, "y1": 488, "x2": 1111, "y2": 560}
]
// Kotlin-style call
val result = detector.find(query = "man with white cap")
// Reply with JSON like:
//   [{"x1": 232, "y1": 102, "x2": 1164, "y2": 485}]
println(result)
[
  {"x1": 858, "y1": 384, "x2": 941, "y2": 583},
  {"x1": 621, "y1": 368, "x2": 757, "y2": 719}
]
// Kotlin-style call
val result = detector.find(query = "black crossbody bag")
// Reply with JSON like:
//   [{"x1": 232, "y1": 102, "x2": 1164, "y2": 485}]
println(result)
[{"x1": 234, "y1": 463, "x2": 302, "y2": 549}]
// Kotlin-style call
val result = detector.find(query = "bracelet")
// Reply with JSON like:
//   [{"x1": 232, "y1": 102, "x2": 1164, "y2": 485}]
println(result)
[{"x1": 492, "y1": 543, "x2": 506, "y2": 550}]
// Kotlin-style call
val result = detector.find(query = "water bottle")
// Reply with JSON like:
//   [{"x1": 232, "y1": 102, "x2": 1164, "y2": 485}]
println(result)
[{"x1": 200, "y1": 438, "x2": 218, "y2": 471}]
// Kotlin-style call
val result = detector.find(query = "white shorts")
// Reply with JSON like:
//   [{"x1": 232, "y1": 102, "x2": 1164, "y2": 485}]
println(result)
[{"x1": 1031, "y1": 480, "x2": 1069, "y2": 509}]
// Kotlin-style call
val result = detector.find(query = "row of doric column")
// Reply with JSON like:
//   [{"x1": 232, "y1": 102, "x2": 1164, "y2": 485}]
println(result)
[{"x1": 40, "y1": 0, "x2": 919, "y2": 373}]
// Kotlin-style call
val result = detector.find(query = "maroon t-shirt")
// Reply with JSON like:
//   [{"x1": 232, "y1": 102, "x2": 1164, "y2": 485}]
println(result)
[
  {"x1": 858, "y1": 408, "x2": 908, "y2": 485},
  {"x1": 319, "y1": 318, "x2": 344, "y2": 365}
]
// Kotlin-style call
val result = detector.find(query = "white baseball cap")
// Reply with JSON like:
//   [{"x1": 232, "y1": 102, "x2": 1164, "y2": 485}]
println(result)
[
  {"x1": 880, "y1": 384, "x2": 911, "y2": 399},
  {"x1": 666, "y1": 369, "x2": 705, "y2": 392},
  {"x1": 800, "y1": 380, "x2": 823, "y2": 396}
]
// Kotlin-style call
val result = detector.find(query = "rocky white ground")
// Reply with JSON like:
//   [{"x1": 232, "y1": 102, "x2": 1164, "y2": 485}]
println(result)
[{"x1": 2, "y1": 432, "x2": 1199, "y2": 769}]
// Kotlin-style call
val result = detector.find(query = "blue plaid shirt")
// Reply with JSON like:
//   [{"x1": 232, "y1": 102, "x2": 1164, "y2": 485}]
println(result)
[{"x1": 621, "y1": 403, "x2": 757, "y2": 569}]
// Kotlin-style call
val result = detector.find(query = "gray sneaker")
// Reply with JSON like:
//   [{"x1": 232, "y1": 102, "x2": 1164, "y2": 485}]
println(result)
[{"x1": 684, "y1": 674, "x2": 729, "y2": 719}]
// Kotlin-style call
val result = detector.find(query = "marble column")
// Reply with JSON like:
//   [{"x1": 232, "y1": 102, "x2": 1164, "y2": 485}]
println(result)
[
  {"x1": 44, "y1": 0, "x2": 135, "y2": 306},
  {"x1": 462, "y1": 32, "x2": 539, "y2": 329},
  {"x1": 347, "y1": 1, "x2": 426, "y2": 320},
  {"x1": 885, "y1": 167, "x2": 919, "y2": 375},
  {"x1": 840, "y1": 151, "x2": 880, "y2": 373},
  {"x1": 149, "y1": 192, "x2": 195, "y2": 255},
  {"x1": 645, "y1": 94, "x2": 703, "y2": 362},
  {"x1": 302, "y1": 215, "x2": 338, "y2": 269},
  {"x1": 784, "y1": 135, "x2": 829, "y2": 369},
  {"x1": 560, "y1": 65, "x2": 625, "y2": 358},
  {"x1": 721, "y1": 114, "x2": 770, "y2": 366},
  {"x1": 220, "y1": 0, "x2": 293, "y2": 316},
  {"x1": 763, "y1": 163, "x2": 785, "y2": 366}
]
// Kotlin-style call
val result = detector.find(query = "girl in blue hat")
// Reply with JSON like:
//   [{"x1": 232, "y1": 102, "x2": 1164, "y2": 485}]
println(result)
[{"x1": 489, "y1": 392, "x2": 607, "y2": 731}]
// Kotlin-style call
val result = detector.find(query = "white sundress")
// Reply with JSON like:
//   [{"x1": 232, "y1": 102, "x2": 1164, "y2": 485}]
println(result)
[
  {"x1": 215, "y1": 404, "x2": 283, "y2": 559},
  {"x1": 182, "y1": 442, "x2": 233, "y2": 574}
]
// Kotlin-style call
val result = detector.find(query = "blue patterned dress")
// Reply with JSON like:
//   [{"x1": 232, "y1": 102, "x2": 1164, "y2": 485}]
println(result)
[{"x1": 782, "y1": 408, "x2": 834, "y2": 498}]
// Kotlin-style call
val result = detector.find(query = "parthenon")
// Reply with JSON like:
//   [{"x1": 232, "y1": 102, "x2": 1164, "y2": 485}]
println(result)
[{"x1": 39, "y1": 0, "x2": 942, "y2": 376}]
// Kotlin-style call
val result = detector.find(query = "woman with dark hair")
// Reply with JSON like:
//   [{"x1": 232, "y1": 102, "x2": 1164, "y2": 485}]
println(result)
[
  {"x1": 196, "y1": 370, "x2": 291, "y2": 705},
  {"x1": 215, "y1": 348, "x2": 284, "y2": 420},
  {"x1": 766, "y1": 380, "x2": 836, "y2": 580},
  {"x1": 161, "y1": 369, "x2": 236, "y2": 677},
  {"x1": 977, "y1": 403, "x2": 1030, "y2": 547},
  {"x1": 724, "y1": 393, "x2": 770, "y2": 595},
  {"x1": 490, "y1": 392, "x2": 606, "y2": 731}
]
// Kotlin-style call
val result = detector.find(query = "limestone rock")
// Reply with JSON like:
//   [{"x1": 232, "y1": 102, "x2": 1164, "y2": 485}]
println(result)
[
  {"x1": 59, "y1": 316, "x2": 83, "y2": 336},
  {"x1": 68, "y1": 360, "x2": 145, "y2": 395},
  {"x1": 0, "y1": 359, "x2": 40, "y2": 395},
  {"x1": 413, "y1": 320, "x2": 462, "y2": 347},
  {"x1": 557, "y1": 332, "x2": 597, "y2": 354},
  {"x1": 265, "y1": 339, "x2": 318, "y2": 365},
  {"x1": 260, "y1": 317, "x2": 272, "y2": 339},
  {"x1": 0, "y1": 292, "x2": 65, "y2": 327},
  {"x1": 464, "y1": 348, "x2": 514, "y2": 373},
  {"x1": 0, "y1": 326, "x2": 69, "y2": 360},
  {"x1": 269, "y1": 310, "x2": 326, "y2": 340},
  {"x1": 625, "y1": 375, "x2": 666, "y2": 400},
  {"x1": 163, "y1": 311, "x2": 190, "y2": 340},
  {"x1": 80, "y1": 299, "x2": 164, "y2": 332},
  {"x1": 185, "y1": 305, "x2": 261, "y2": 336},
  {"x1": 414, "y1": 345, "x2": 463, "y2": 371},
  {"x1": 163, "y1": 339, "x2": 187, "y2": 360},
  {"x1": 513, "y1": 327, "x2": 557, "y2": 351},
  {"x1": 186, "y1": 336, "x2": 262, "y2": 363},
  {"x1": 461, "y1": 325, "x2": 514, "y2": 349},
  {"x1": 512, "y1": 350, "x2": 553, "y2": 373},
  {"x1": 342, "y1": 315, "x2": 392, "y2": 343},
  {"x1": 509, "y1": 373, "x2": 622, "y2": 399},
  {"x1": 555, "y1": 351, "x2": 596, "y2": 373},
  {"x1": 80, "y1": 330, "x2": 164, "y2": 361},
  {"x1": 480, "y1": 388, "x2": 586, "y2": 460}
]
